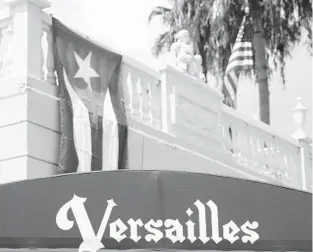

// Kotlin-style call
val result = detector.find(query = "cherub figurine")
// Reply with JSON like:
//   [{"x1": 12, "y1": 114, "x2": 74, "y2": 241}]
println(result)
[
  {"x1": 190, "y1": 54, "x2": 205, "y2": 81},
  {"x1": 169, "y1": 30, "x2": 205, "y2": 81},
  {"x1": 169, "y1": 29, "x2": 194, "y2": 73}
]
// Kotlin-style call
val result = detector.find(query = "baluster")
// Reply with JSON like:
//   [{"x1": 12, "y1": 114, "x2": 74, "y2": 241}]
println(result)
[
  {"x1": 150, "y1": 80, "x2": 161, "y2": 129},
  {"x1": 141, "y1": 76, "x2": 151, "y2": 124},
  {"x1": 290, "y1": 145, "x2": 302, "y2": 188},
  {"x1": 252, "y1": 133, "x2": 262, "y2": 169},
  {"x1": 295, "y1": 146, "x2": 303, "y2": 188},
  {"x1": 262, "y1": 135, "x2": 273, "y2": 176},
  {"x1": 253, "y1": 134, "x2": 264, "y2": 170},
  {"x1": 231, "y1": 119, "x2": 242, "y2": 160},
  {"x1": 245, "y1": 126, "x2": 256, "y2": 166},
  {"x1": 131, "y1": 71, "x2": 141, "y2": 121},
  {"x1": 284, "y1": 145, "x2": 294, "y2": 179},
  {"x1": 236, "y1": 122, "x2": 245, "y2": 164},
  {"x1": 41, "y1": 29, "x2": 47, "y2": 80},
  {"x1": 280, "y1": 142, "x2": 301, "y2": 188},
  {"x1": 273, "y1": 138, "x2": 286, "y2": 178},
  {"x1": 123, "y1": 70, "x2": 133, "y2": 117},
  {"x1": 168, "y1": 85, "x2": 176, "y2": 128},
  {"x1": 268, "y1": 138, "x2": 281, "y2": 182},
  {"x1": 240, "y1": 123, "x2": 251, "y2": 166},
  {"x1": 279, "y1": 145, "x2": 288, "y2": 175},
  {"x1": 272, "y1": 141, "x2": 282, "y2": 177},
  {"x1": 257, "y1": 134, "x2": 268, "y2": 173},
  {"x1": 288, "y1": 145, "x2": 301, "y2": 183},
  {"x1": 224, "y1": 119, "x2": 233, "y2": 155},
  {"x1": 217, "y1": 119, "x2": 225, "y2": 151}
]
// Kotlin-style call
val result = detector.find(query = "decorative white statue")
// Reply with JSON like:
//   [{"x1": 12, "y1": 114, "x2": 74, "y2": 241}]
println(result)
[
  {"x1": 190, "y1": 54, "x2": 206, "y2": 81},
  {"x1": 169, "y1": 29, "x2": 205, "y2": 81},
  {"x1": 170, "y1": 30, "x2": 194, "y2": 72}
]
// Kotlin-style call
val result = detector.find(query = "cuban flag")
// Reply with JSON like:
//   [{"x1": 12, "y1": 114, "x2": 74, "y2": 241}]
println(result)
[{"x1": 53, "y1": 18, "x2": 128, "y2": 173}]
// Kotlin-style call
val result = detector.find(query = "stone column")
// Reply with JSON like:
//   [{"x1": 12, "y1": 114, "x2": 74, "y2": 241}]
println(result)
[
  {"x1": 292, "y1": 97, "x2": 312, "y2": 191},
  {"x1": 0, "y1": 0, "x2": 60, "y2": 184},
  {"x1": 159, "y1": 64, "x2": 223, "y2": 152}
]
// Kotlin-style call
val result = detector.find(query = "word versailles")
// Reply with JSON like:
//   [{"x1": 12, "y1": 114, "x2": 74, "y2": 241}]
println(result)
[{"x1": 56, "y1": 195, "x2": 260, "y2": 252}]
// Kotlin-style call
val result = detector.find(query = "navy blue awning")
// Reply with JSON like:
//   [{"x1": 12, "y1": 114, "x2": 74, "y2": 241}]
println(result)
[{"x1": 0, "y1": 170, "x2": 311, "y2": 251}]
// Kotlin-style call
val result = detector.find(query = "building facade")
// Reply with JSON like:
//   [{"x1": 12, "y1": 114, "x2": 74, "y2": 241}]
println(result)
[{"x1": 0, "y1": 0, "x2": 311, "y2": 193}]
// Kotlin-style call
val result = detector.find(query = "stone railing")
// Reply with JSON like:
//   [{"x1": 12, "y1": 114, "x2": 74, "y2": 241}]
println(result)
[
  {"x1": 119, "y1": 56, "x2": 162, "y2": 129},
  {"x1": 0, "y1": 0, "x2": 311, "y2": 192},
  {"x1": 220, "y1": 105, "x2": 303, "y2": 189}
]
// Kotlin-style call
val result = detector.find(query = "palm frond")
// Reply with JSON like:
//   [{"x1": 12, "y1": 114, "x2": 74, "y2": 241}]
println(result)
[
  {"x1": 148, "y1": 6, "x2": 172, "y2": 24},
  {"x1": 148, "y1": 0, "x2": 312, "y2": 85},
  {"x1": 152, "y1": 30, "x2": 177, "y2": 57}
]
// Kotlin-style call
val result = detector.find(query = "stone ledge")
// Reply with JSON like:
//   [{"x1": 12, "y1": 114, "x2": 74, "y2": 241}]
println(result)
[
  {"x1": 0, "y1": 120, "x2": 60, "y2": 165},
  {"x1": 0, "y1": 83, "x2": 60, "y2": 132},
  {"x1": 0, "y1": 155, "x2": 56, "y2": 184}
]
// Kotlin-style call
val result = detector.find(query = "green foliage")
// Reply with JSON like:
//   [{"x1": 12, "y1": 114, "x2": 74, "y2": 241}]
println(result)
[{"x1": 148, "y1": 0, "x2": 312, "y2": 85}]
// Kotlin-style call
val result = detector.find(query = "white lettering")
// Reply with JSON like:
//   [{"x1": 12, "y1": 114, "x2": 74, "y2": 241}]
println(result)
[
  {"x1": 55, "y1": 195, "x2": 260, "y2": 252},
  {"x1": 185, "y1": 208, "x2": 196, "y2": 243},
  {"x1": 110, "y1": 218, "x2": 128, "y2": 242},
  {"x1": 127, "y1": 218, "x2": 144, "y2": 242},
  {"x1": 164, "y1": 219, "x2": 185, "y2": 243},
  {"x1": 56, "y1": 195, "x2": 116, "y2": 252},
  {"x1": 144, "y1": 219, "x2": 163, "y2": 243},
  {"x1": 207, "y1": 200, "x2": 223, "y2": 244},
  {"x1": 241, "y1": 221, "x2": 259, "y2": 244},
  {"x1": 223, "y1": 220, "x2": 240, "y2": 244},
  {"x1": 194, "y1": 200, "x2": 210, "y2": 244}
]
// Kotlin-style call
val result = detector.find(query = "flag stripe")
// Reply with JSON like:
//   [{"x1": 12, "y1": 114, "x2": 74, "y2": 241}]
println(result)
[
  {"x1": 229, "y1": 71, "x2": 239, "y2": 91},
  {"x1": 223, "y1": 11, "x2": 253, "y2": 108},
  {"x1": 224, "y1": 75, "x2": 236, "y2": 101},
  {"x1": 225, "y1": 73, "x2": 237, "y2": 96},
  {"x1": 226, "y1": 59, "x2": 254, "y2": 74},
  {"x1": 228, "y1": 49, "x2": 253, "y2": 63},
  {"x1": 232, "y1": 42, "x2": 253, "y2": 52}
]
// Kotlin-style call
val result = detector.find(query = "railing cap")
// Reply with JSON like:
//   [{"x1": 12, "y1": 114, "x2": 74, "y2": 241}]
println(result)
[
  {"x1": 160, "y1": 64, "x2": 224, "y2": 99},
  {"x1": 122, "y1": 55, "x2": 160, "y2": 80}
]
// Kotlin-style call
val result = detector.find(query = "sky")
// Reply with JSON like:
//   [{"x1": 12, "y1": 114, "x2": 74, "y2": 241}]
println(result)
[{"x1": 44, "y1": 0, "x2": 311, "y2": 139}]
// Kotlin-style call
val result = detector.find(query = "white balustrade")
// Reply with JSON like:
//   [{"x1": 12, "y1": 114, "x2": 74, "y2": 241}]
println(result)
[
  {"x1": 120, "y1": 57, "x2": 162, "y2": 129},
  {"x1": 220, "y1": 105, "x2": 303, "y2": 189}
]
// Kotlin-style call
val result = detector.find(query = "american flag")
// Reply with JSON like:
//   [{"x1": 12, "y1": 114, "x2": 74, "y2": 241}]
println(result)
[{"x1": 223, "y1": 8, "x2": 254, "y2": 108}]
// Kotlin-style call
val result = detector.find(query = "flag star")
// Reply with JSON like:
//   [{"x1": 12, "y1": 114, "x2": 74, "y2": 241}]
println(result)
[{"x1": 74, "y1": 51, "x2": 99, "y2": 91}]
